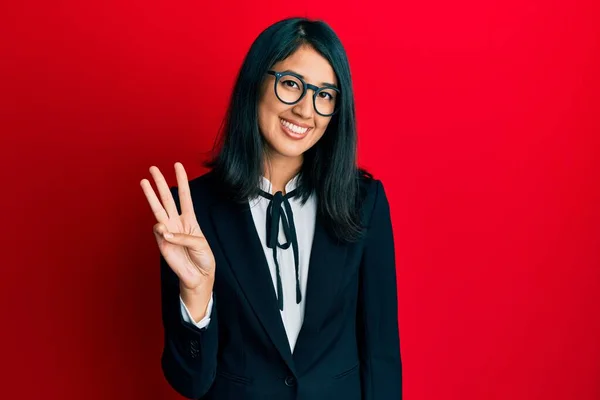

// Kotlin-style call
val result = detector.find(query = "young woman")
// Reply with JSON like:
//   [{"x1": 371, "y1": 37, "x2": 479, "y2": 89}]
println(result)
[{"x1": 140, "y1": 17, "x2": 402, "y2": 400}]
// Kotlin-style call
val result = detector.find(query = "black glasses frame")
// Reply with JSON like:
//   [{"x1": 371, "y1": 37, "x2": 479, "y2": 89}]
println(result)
[{"x1": 266, "y1": 70, "x2": 340, "y2": 117}]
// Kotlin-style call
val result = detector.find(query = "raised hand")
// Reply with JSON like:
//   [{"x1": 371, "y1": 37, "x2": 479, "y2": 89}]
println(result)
[{"x1": 140, "y1": 163, "x2": 215, "y2": 295}]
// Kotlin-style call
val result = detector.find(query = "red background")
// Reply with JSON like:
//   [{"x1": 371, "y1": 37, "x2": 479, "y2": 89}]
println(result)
[{"x1": 1, "y1": 1, "x2": 599, "y2": 399}]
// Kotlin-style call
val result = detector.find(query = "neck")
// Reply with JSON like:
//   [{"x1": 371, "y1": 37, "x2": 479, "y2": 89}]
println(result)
[{"x1": 263, "y1": 153, "x2": 303, "y2": 194}]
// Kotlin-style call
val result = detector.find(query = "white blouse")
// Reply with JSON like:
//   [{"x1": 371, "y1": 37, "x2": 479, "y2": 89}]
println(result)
[{"x1": 179, "y1": 174, "x2": 317, "y2": 353}]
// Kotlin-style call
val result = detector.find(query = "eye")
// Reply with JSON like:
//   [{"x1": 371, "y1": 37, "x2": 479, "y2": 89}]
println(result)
[
  {"x1": 281, "y1": 79, "x2": 300, "y2": 89},
  {"x1": 318, "y1": 91, "x2": 336, "y2": 101}
]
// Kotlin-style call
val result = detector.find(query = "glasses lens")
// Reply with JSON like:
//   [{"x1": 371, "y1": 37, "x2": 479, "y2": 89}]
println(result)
[
  {"x1": 315, "y1": 88, "x2": 338, "y2": 116},
  {"x1": 275, "y1": 74, "x2": 304, "y2": 104}
]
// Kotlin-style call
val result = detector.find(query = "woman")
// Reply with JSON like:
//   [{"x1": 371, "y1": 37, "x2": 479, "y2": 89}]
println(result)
[{"x1": 140, "y1": 17, "x2": 402, "y2": 400}]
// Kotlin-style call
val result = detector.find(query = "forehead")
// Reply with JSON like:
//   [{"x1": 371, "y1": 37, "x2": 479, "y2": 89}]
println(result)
[{"x1": 271, "y1": 45, "x2": 337, "y2": 87}]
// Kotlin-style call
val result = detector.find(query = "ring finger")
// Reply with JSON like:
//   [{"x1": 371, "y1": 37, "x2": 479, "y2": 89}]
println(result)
[{"x1": 140, "y1": 179, "x2": 169, "y2": 224}]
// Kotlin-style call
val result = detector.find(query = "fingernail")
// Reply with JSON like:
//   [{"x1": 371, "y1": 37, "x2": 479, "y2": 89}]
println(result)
[{"x1": 164, "y1": 233, "x2": 173, "y2": 239}]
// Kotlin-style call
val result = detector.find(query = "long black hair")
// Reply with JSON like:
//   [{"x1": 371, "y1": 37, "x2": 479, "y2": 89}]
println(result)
[{"x1": 206, "y1": 17, "x2": 371, "y2": 243}]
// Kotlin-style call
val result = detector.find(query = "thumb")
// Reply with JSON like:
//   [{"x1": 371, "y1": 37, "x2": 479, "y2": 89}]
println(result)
[
  {"x1": 153, "y1": 222, "x2": 169, "y2": 239},
  {"x1": 162, "y1": 231, "x2": 204, "y2": 251}
]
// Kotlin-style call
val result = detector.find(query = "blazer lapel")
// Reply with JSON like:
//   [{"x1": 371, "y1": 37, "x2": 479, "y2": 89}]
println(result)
[
  {"x1": 293, "y1": 217, "x2": 349, "y2": 368},
  {"x1": 209, "y1": 199, "x2": 297, "y2": 374}
]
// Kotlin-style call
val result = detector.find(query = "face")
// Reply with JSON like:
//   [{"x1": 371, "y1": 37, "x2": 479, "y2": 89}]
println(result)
[{"x1": 258, "y1": 45, "x2": 338, "y2": 165}]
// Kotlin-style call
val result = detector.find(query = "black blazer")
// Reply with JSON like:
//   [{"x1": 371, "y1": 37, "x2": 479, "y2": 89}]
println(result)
[{"x1": 159, "y1": 171, "x2": 402, "y2": 399}]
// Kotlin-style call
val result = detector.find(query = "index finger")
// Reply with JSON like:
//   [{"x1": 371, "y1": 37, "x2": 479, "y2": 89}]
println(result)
[{"x1": 174, "y1": 162, "x2": 195, "y2": 217}]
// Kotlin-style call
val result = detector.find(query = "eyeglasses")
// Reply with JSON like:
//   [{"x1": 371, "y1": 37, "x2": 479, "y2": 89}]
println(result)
[{"x1": 266, "y1": 70, "x2": 340, "y2": 117}]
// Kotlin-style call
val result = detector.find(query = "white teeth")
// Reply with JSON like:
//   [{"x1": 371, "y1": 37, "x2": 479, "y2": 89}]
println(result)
[{"x1": 280, "y1": 118, "x2": 309, "y2": 134}]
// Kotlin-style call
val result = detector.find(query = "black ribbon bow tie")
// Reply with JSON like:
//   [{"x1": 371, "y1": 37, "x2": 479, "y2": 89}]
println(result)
[{"x1": 258, "y1": 188, "x2": 301, "y2": 311}]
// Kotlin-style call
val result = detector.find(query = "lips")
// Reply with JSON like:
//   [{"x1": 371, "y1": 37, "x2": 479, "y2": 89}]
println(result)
[{"x1": 279, "y1": 118, "x2": 312, "y2": 140}]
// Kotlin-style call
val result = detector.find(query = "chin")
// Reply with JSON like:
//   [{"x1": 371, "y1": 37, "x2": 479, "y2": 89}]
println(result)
[
  {"x1": 262, "y1": 129, "x2": 311, "y2": 159},
  {"x1": 268, "y1": 143, "x2": 308, "y2": 159}
]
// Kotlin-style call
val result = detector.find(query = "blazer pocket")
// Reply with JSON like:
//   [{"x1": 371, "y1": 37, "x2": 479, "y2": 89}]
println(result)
[
  {"x1": 216, "y1": 370, "x2": 252, "y2": 385},
  {"x1": 332, "y1": 363, "x2": 360, "y2": 379}
]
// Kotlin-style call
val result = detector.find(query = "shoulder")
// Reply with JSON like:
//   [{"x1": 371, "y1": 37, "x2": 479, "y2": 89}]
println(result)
[
  {"x1": 357, "y1": 169, "x2": 378, "y2": 196},
  {"x1": 170, "y1": 169, "x2": 224, "y2": 210},
  {"x1": 188, "y1": 169, "x2": 218, "y2": 192},
  {"x1": 357, "y1": 169, "x2": 389, "y2": 226}
]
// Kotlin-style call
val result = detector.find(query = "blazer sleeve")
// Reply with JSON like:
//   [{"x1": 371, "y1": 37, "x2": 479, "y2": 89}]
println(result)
[
  {"x1": 159, "y1": 186, "x2": 219, "y2": 399},
  {"x1": 356, "y1": 180, "x2": 403, "y2": 399}
]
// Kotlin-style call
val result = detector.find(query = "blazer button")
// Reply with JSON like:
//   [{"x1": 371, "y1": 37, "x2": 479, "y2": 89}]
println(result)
[{"x1": 284, "y1": 376, "x2": 296, "y2": 387}]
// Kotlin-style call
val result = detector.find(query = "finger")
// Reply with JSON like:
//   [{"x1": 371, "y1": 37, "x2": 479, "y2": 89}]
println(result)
[
  {"x1": 141, "y1": 179, "x2": 169, "y2": 224},
  {"x1": 174, "y1": 162, "x2": 195, "y2": 217},
  {"x1": 149, "y1": 166, "x2": 179, "y2": 219}
]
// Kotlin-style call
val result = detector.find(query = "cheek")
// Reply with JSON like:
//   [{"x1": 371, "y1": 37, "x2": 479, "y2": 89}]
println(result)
[
  {"x1": 257, "y1": 105, "x2": 272, "y2": 137},
  {"x1": 258, "y1": 96, "x2": 285, "y2": 130}
]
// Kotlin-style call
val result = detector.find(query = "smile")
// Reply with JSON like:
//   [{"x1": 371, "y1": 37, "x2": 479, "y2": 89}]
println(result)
[{"x1": 280, "y1": 118, "x2": 310, "y2": 135}]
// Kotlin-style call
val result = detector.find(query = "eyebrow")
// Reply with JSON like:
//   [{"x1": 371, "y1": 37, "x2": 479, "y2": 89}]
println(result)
[{"x1": 283, "y1": 69, "x2": 338, "y2": 88}]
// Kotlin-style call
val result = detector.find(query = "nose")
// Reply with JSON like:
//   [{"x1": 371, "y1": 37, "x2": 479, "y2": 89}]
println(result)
[{"x1": 291, "y1": 93, "x2": 314, "y2": 119}]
